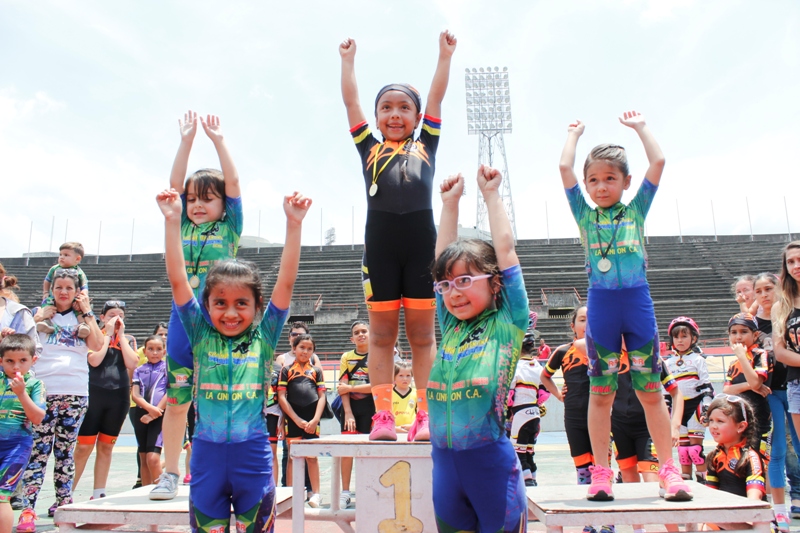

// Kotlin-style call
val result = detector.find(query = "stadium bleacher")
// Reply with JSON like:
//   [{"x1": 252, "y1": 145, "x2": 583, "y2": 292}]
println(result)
[{"x1": 1, "y1": 234, "x2": 792, "y2": 359}]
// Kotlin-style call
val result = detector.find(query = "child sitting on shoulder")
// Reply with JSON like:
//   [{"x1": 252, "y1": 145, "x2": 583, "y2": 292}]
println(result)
[
  {"x1": 392, "y1": 360, "x2": 417, "y2": 433},
  {"x1": 38, "y1": 242, "x2": 89, "y2": 338},
  {"x1": 0, "y1": 334, "x2": 45, "y2": 533}
]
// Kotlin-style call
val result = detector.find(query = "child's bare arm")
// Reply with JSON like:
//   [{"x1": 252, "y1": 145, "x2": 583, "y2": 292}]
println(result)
[
  {"x1": 540, "y1": 373, "x2": 563, "y2": 402},
  {"x1": 339, "y1": 38, "x2": 367, "y2": 129},
  {"x1": 668, "y1": 387, "x2": 684, "y2": 446},
  {"x1": 271, "y1": 193, "x2": 312, "y2": 310},
  {"x1": 435, "y1": 174, "x2": 464, "y2": 258},
  {"x1": 425, "y1": 30, "x2": 457, "y2": 119},
  {"x1": 157, "y1": 189, "x2": 193, "y2": 307},
  {"x1": 619, "y1": 111, "x2": 665, "y2": 186},
  {"x1": 558, "y1": 121, "x2": 584, "y2": 189},
  {"x1": 10, "y1": 374, "x2": 45, "y2": 425},
  {"x1": 170, "y1": 110, "x2": 199, "y2": 194},
  {"x1": 201, "y1": 115, "x2": 241, "y2": 198},
  {"x1": 478, "y1": 165, "x2": 518, "y2": 270}
]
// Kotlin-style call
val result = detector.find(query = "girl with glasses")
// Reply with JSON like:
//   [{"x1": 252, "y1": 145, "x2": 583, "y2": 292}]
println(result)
[{"x1": 427, "y1": 165, "x2": 529, "y2": 532}]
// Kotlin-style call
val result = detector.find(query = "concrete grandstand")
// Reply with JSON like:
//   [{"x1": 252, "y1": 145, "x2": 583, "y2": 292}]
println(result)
[{"x1": 1, "y1": 233, "x2": 794, "y2": 360}]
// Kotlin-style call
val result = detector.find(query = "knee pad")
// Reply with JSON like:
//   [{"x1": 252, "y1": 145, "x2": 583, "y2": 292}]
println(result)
[
  {"x1": 688, "y1": 444, "x2": 705, "y2": 465},
  {"x1": 577, "y1": 466, "x2": 592, "y2": 485},
  {"x1": 678, "y1": 445, "x2": 692, "y2": 466}
]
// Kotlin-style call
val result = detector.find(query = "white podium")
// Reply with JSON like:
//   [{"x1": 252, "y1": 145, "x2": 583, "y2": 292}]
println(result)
[{"x1": 291, "y1": 434, "x2": 434, "y2": 533}]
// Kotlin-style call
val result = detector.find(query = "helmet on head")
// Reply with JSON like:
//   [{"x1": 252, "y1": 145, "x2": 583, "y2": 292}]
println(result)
[{"x1": 667, "y1": 316, "x2": 700, "y2": 338}]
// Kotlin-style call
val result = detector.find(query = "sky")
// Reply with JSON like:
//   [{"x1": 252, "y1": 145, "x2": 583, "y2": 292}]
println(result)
[{"x1": 1, "y1": 0, "x2": 799, "y2": 257}]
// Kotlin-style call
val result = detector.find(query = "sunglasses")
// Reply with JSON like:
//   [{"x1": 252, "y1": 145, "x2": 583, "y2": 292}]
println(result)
[
  {"x1": 713, "y1": 393, "x2": 747, "y2": 424},
  {"x1": 433, "y1": 274, "x2": 492, "y2": 295},
  {"x1": 103, "y1": 300, "x2": 126, "y2": 310}
]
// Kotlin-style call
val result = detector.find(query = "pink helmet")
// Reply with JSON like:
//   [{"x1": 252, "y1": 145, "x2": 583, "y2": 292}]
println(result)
[{"x1": 667, "y1": 316, "x2": 700, "y2": 337}]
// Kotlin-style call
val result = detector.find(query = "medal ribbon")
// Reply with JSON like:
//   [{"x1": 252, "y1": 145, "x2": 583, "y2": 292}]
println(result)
[
  {"x1": 370, "y1": 139, "x2": 410, "y2": 192},
  {"x1": 188, "y1": 223, "x2": 217, "y2": 283},
  {"x1": 594, "y1": 207, "x2": 626, "y2": 266}
]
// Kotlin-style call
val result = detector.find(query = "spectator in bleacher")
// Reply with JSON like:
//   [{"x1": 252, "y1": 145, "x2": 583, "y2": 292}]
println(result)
[
  {"x1": 559, "y1": 111, "x2": 691, "y2": 502},
  {"x1": 756, "y1": 271, "x2": 798, "y2": 531},
  {"x1": 131, "y1": 322, "x2": 168, "y2": 489},
  {"x1": 733, "y1": 274, "x2": 759, "y2": 316},
  {"x1": 73, "y1": 300, "x2": 139, "y2": 500},
  {"x1": 538, "y1": 338, "x2": 551, "y2": 361},
  {"x1": 337, "y1": 320, "x2": 374, "y2": 509},
  {"x1": 338, "y1": 32, "x2": 458, "y2": 443},
  {"x1": 773, "y1": 242, "x2": 800, "y2": 518},
  {"x1": 277, "y1": 333, "x2": 326, "y2": 508},
  {"x1": 0, "y1": 263, "x2": 42, "y2": 357},
  {"x1": 131, "y1": 335, "x2": 168, "y2": 487},
  {"x1": 152, "y1": 111, "x2": 244, "y2": 502},
  {"x1": 37, "y1": 243, "x2": 90, "y2": 339},
  {"x1": 18, "y1": 269, "x2": 103, "y2": 529}
]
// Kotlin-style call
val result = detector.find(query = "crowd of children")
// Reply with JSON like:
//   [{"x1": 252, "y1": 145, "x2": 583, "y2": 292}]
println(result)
[{"x1": 2, "y1": 28, "x2": 800, "y2": 533}]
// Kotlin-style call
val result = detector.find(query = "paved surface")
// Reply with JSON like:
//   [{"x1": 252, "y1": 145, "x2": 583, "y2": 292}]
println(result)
[{"x1": 11, "y1": 431, "x2": 797, "y2": 532}]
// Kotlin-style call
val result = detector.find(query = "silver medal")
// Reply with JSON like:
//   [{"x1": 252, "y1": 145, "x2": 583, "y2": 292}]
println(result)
[
  {"x1": 369, "y1": 183, "x2": 378, "y2": 197},
  {"x1": 597, "y1": 258, "x2": 612, "y2": 273},
  {"x1": 189, "y1": 275, "x2": 200, "y2": 289}
]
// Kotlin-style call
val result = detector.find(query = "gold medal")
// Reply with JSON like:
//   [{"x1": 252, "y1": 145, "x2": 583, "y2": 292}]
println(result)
[
  {"x1": 189, "y1": 275, "x2": 200, "y2": 289},
  {"x1": 369, "y1": 183, "x2": 378, "y2": 197},
  {"x1": 597, "y1": 258, "x2": 612, "y2": 273}
]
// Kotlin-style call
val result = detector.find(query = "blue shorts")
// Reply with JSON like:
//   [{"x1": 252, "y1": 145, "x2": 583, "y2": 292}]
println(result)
[
  {"x1": 0, "y1": 436, "x2": 33, "y2": 502},
  {"x1": 431, "y1": 436, "x2": 527, "y2": 533},
  {"x1": 586, "y1": 286, "x2": 661, "y2": 394},
  {"x1": 788, "y1": 379, "x2": 800, "y2": 415},
  {"x1": 190, "y1": 438, "x2": 275, "y2": 533}
]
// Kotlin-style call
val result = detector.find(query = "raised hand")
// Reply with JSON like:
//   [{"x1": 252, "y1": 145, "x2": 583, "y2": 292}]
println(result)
[
  {"x1": 439, "y1": 173, "x2": 464, "y2": 204},
  {"x1": 567, "y1": 120, "x2": 585, "y2": 136},
  {"x1": 156, "y1": 189, "x2": 183, "y2": 219},
  {"x1": 619, "y1": 110, "x2": 646, "y2": 130},
  {"x1": 339, "y1": 38, "x2": 356, "y2": 60},
  {"x1": 284, "y1": 192, "x2": 312, "y2": 225},
  {"x1": 201, "y1": 114, "x2": 224, "y2": 144},
  {"x1": 0, "y1": 327, "x2": 14, "y2": 338},
  {"x1": 477, "y1": 164, "x2": 502, "y2": 195},
  {"x1": 439, "y1": 30, "x2": 457, "y2": 57},
  {"x1": 178, "y1": 110, "x2": 198, "y2": 141}
]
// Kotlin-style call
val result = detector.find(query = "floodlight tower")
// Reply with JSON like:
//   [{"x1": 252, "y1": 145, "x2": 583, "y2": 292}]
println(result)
[{"x1": 464, "y1": 66, "x2": 516, "y2": 239}]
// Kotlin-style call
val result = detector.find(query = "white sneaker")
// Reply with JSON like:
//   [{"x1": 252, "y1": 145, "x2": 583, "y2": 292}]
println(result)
[
  {"x1": 339, "y1": 491, "x2": 351, "y2": 509},
  {"x1": 308, "y1": 493, "x2": 322, "y2": 508}
]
